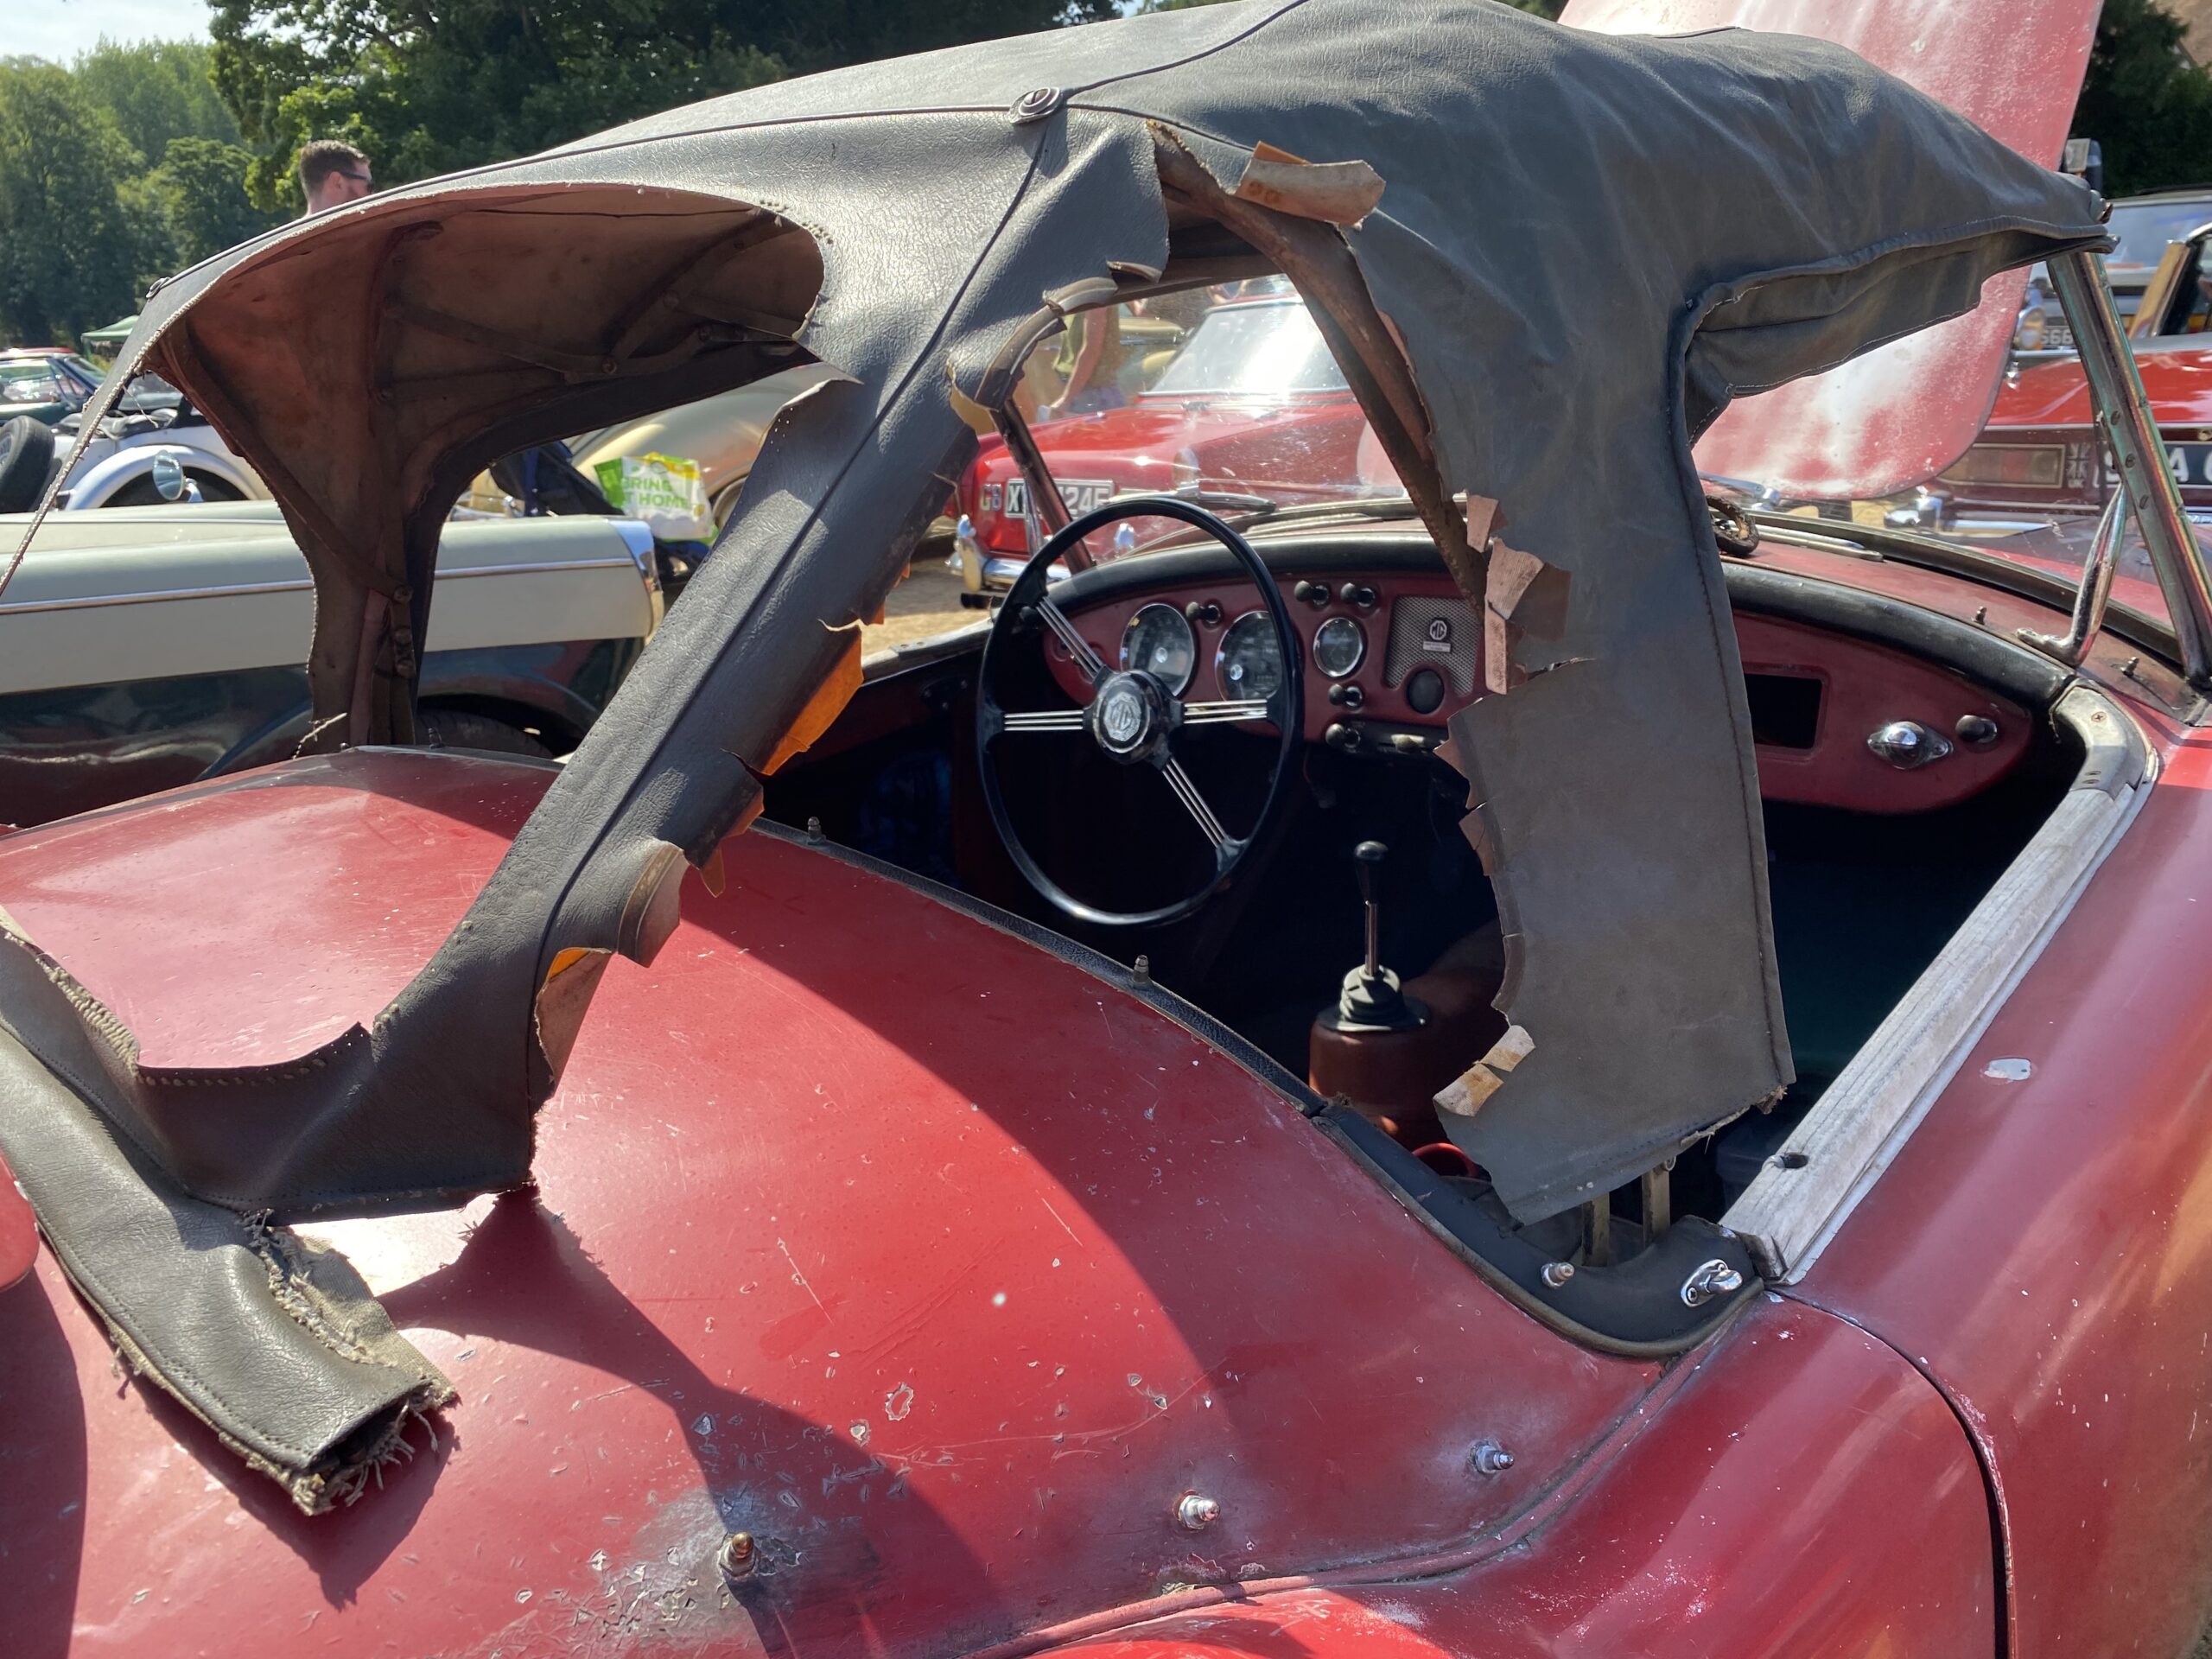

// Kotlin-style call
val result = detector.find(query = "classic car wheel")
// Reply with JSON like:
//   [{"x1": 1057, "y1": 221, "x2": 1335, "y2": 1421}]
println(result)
[
  {"x1": 418, "y1": 709, "x2": 552, "y2": 758},
  {"x1": 0, "y1": 415, "x2": 55, "y2": 514},
  {"x1": 975, "y1": 495, "x2": 1302, "y2": 927},
  {"x1": 99, "y1": 470, "x2": 245, "y2": 507}
]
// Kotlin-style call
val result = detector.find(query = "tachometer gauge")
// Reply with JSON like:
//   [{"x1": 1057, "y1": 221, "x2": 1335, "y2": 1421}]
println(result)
[
  {"x1": 1216, "y1": 611, "x2": 1284, "y2": 704},
  {"x1": 1119, "y1": 602, "x2": 1197, "y2": 693},
  {"x1": 1313, "y1": 614, "x2": 1366, "y2": 678}
]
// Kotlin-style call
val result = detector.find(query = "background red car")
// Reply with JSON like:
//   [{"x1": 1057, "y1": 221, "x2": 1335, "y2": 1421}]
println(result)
[
  {"x1": 1909, "y1": 207, "x2": 2212, "y2": 530},
  {"x1": 954, "y1": 295, "x2": 1379, "y2": 597}
]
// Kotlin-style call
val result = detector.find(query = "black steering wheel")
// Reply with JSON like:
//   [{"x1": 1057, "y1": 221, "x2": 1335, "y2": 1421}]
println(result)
[{"x1": 976, "y1": 496, "x2": 1304, "y2": 927}]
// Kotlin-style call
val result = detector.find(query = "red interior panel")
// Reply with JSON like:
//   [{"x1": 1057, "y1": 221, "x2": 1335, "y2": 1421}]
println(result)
[{"x1": 1042, "y1": 577, "x2": 2031, "y2": 813}]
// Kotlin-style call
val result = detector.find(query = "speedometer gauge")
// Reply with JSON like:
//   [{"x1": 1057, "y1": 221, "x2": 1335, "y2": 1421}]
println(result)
[
  {"x1": 1216, "y1": 611, "x2": 1284, "y2": 704},
  {"x1": 1313, "y1": 614, "x2": 1366, "y2": 678},
  {"x1": 1119, "y1": 602, "x2": 1197, "y2": 693}
]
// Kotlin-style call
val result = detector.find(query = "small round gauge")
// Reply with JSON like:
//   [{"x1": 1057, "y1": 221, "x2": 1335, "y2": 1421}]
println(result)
[
  {"x1": 1119, "y1": 602, "x2": 1197, "y2": 693},
  {"x1": 1216, "y1": 610, "x2": 1284, "y2": 704},
  {"x1": 1313, "y1": 614, "x2": 1367, "y2": 679}
]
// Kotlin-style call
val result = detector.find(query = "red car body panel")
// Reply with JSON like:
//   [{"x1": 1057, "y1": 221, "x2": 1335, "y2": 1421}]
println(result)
[
  {"x1": 3, "y1": 539, "x2": 2209, "y2": 1653},
  {"x1": 963, "y1": 391, "x2": 1371, "y2": 556},
  {"x1": 1791, "y1": 717, "x2": 2212, "y2": 1659},
  {"x1": 1988, "y1": 345, "x2": 2212, "y2": 431},
  {"x1": 1943, "y1": 334, "x2": 2212, "y2": 519},
  {"x1": 1566, "y1": 0, "x2": 2102, "y2": 500},
  {"x1": 1021, "y1": 1300, "x2": 1995, "y2": 1659},
  {"x1": 0, "y1": 1146, "x2": 32, "y2": 1290},
  {"x1": 0, "y1": 753, "x2": 1662, "y2": 1656}
]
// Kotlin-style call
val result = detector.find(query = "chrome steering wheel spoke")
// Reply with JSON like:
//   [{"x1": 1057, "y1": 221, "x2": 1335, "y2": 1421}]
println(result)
[
  {"x1": 1156, "y1": 753, "x2": 1234, "y2": 855},
  {"x1": 1179, "y1": 698, "x2": 1271, "y2": 726},
  {"x1": 1001, "y1": 708, "x2": 1089, "y2": 733},
  {"x1": 1034, "y1": 595, "x2": 1108, "y2": 685}
]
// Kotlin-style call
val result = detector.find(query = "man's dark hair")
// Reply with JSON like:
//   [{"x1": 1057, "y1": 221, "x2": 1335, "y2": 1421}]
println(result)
[{"x1": 297, "y1": 140, "x2": 370, "y2": 194}]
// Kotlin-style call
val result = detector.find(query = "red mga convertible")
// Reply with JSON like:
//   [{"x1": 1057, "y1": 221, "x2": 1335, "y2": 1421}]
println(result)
[{"x1": 9, "y1": 3, "x2": 2212, "y2": 1657}]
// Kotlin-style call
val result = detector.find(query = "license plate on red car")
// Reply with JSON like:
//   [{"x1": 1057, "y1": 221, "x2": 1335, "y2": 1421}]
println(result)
[
  {"x1": 2168, "y1": 443, "x2": 2212, "y2": 489},
  {"x1": 1002, "y1": 476, "x2": 1116, "y2": 520}
]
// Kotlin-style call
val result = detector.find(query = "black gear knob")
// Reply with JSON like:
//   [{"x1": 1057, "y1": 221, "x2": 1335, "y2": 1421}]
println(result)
[{"x1": 1353, "y1": 839, "x2": 1389, "y2": 905}]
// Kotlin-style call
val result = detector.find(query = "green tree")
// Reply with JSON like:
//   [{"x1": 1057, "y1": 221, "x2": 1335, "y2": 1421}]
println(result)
[
  {"x1": 2074, "y1": 0, "x2": 2212, "y2": 197},
  {"x1": 0, "y1": 58, "x2": 149, "y2": 343},
  {"x1": 211, "y1": 0, "x2": 1120, "y2": 211},
  {"x1": 73, "y1": 39, "x2": 241, "y2": 161},
  {"x1": 135, "y1": 136, "x2": 282, "y2": 269}
]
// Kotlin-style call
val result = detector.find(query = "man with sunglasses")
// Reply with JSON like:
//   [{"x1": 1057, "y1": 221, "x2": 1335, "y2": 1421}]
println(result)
[{"x1": 297, "y1": 141, "x2": 374, "y2": 215}]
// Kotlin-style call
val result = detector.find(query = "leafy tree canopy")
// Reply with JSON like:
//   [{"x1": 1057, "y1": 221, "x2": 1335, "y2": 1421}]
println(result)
[
  {"x1": 0, "y1": 41, "x2": 279, "y2": 345},
  {"x1": 210, "y1": 0, "x2": 1119, "y2": 210},
  {"x1": 0, "y1": 57, "x2": 149, "y2": 343},
  {"x1": 2074, "y1": 0, "x2": 2212, "y2": 197}
]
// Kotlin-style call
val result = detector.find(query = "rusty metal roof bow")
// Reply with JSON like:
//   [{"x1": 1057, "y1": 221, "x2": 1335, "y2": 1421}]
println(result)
[{"x1": 0, "y1": 0, "x2": 2105, "y2": 1249}]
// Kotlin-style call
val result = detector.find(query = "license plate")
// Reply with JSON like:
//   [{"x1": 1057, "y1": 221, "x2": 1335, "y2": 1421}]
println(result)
[
  {"x1": 1002, "y1": 476, "x2": 1116, "y2": 520},
  {"x1": 2169, "y1": 443, "x2": 2212, "y2": 488}
]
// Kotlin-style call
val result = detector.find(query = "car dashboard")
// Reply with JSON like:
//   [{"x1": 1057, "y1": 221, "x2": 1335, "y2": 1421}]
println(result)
[{"x1": 1044, "y1": 531, "x2": 2034, "y2": 814}]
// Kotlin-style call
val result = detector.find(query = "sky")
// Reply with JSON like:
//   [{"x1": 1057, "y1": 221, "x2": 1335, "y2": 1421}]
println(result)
[{"x1": 16, "y1": 0, "x2": 213, "y2": 64}]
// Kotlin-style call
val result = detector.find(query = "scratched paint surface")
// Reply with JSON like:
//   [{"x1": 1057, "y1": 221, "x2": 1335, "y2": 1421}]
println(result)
[
  {"x1": 0, "y1": 752, "x2": 1656, "y2": 1656},
  {"x1": 1564, "y1": 0, "x2": 2102, "y2": 499},
  {"x1": 1036, "y1": 1301, "x2": 1994, "y2": 1659},
  {"x1": 1795, "y1": 721, "x2": 2212, "y2": 1658}
]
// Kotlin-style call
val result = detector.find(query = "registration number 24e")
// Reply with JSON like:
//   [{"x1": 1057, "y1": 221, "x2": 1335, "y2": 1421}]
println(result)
[{"x1": 1002, "y1": 476, "x2": 1117, "y2": 520}]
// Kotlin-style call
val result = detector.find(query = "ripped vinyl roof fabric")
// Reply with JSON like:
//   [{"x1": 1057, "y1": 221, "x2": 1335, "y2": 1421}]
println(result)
[{"x1": 1, "y1": 0, "x2": 2105, "y2": 1240}]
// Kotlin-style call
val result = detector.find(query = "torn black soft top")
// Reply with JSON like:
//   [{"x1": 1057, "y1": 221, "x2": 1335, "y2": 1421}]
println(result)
[{"x1": 0, "y1": 0, "x2": 2102, "y2": 1242}]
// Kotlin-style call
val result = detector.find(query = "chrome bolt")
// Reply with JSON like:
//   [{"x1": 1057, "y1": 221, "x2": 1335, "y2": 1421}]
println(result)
[
  {"x1": 1470, "y1": 1440, "x2": 1515, "y2": 1476},
  {"x1": 1866, "y1": 720, "x2": 1953, "y2": 771},
  {"x1": 1540, "y1": 1261, "x2": 1574, "y2": 1289},
  {"x1": 805, "y1": 816, "x2": 823, "y2": 839},
  {"x1": 1680, "y1": 1259, "x2": 1745, "y2": 1308},
  {"x1": 1175, "y1": 1492, "x2": 1220, "y2": 1531},
  {"x1": 716, "y1": 1530, "x2": 757, "y2": 1581}
]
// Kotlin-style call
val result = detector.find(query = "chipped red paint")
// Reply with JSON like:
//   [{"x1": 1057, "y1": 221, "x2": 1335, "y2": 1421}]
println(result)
[
  {"x1": 1566, "y1": 0, "x2": 2103, "y2": 499},
  {"x1": 0, "y1": 754, "x2": 1660, "y2": 1656}
]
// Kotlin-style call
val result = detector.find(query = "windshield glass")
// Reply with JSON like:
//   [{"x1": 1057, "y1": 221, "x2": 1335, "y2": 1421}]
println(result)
[
  {"x1": 1980, "y1": 512, "x2": 2193, "y2": 627},
  {"x1": 1147, "y1": 301, "x2": 1351, "y2": 397},
  {"x1": 0, "y1": 359, "x2": 77, "y2": 406},
  {"x1": 2107, "y1": 197, "x2": 2212, "y2": 271},
  {"x1": 962, "y1": 296, "x2": 1398, "y2": 563}
]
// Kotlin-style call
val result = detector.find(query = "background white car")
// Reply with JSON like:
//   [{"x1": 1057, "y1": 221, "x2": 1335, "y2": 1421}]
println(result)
[{"x1": 0, "y1": 501, "x2": 662, "y2": 827}]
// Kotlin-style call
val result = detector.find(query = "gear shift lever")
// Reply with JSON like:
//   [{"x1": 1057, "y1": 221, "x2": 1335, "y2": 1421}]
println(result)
[
  {"x1": 1332, "y1": 841, "x2": 1427, "y2": 1032},
  {"x1": 1356, "y1": 839, "x2": 1388, "y2": 983}
]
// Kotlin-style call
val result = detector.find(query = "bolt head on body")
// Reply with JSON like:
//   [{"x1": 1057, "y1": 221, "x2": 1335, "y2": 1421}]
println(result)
[
  {"x1": 1176, "y1": 1492, "x2": 1221, "y2": 1531},
  {"x1": 1679, "y1": 1258, "x2": 1746, "y2": 1308},
  {"x1": 1471, "y1": 1440, "x2": 1515, "y2": 1476},
  {"x1": 1540, "y1": 1261, "x2": 1575, "y2": 1289},
  {"x1": 716, "y1": 1531, "x2": 757, "y2": 1581}
]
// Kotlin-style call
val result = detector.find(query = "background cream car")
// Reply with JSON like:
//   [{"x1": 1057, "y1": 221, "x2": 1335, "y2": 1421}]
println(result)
[
  {"x1": 0, "y1": 502, "x2": 661, "y2": 828},
  {"x1": 568, "y1": 363, "x2": 838, "y2": 529}
]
